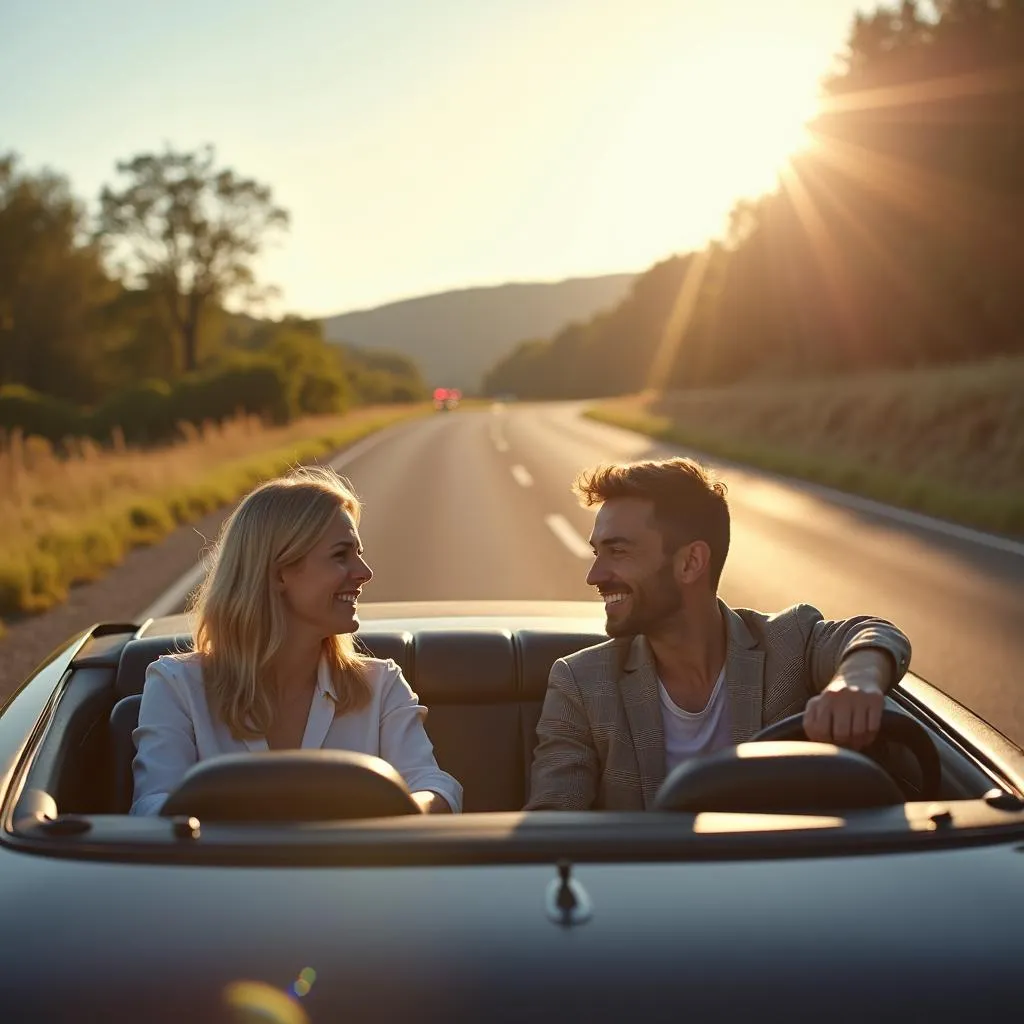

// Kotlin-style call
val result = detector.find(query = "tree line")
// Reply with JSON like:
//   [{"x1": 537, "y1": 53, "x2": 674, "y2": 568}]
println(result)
[
  {"x1": 0, "y1": 145, "x2": 427, "y2": 444},
  {"x1": 484, "y1": 0, "x2": 1024, "y2": 398}
]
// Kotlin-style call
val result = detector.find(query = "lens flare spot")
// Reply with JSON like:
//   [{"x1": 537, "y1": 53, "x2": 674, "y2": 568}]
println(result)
[
  {"x1": 299, "y1": 968, "x2": 317, "y2": 986},
  {"x1": 223, "y1": 981, "x2": 309, "y2": 1024}
]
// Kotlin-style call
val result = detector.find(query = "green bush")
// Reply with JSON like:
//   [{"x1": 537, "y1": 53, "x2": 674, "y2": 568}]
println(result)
[
  {"x1": 164, "y1": 373, "x2": 212, "y2": 428},
  {"x1": 295, "y1": 370, "x2": 348, "y2": 415},
  {"x1": 89, "y1": 379, "x2": 175, "y2": 445},
  {"x1": 264, "y1": 330, "x2": 351, "y2": 417},
  {"x1": 0, "y1": 385, "x2": 84, "y2": 443},
  {"x1": 389, "y1": 380, "x2": 427, "y2": 403},
  {"x1": 342, "y1": 344, "x2": 429, "y2": 403},
  {"x1": 169, "y1": 357, "x2": 292, "y2": 428},
  {"x1": 348, "y1": 367, "x2": 428, "y2": 404}
]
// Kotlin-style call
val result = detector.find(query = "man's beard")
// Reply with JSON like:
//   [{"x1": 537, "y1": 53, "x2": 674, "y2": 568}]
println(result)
[{"x1": 605, "y1": 560, "x2": 683, "y2": 637}]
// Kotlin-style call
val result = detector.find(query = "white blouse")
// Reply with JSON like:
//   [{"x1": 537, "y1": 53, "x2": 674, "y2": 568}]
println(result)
[{"x1": 130, "y1": 652, "x2": 463, "y2": 816}]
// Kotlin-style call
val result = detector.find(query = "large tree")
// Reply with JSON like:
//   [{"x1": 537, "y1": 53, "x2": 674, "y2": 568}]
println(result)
[
  {"x1": 97, "y1": 145, "x2": 288, "y2": 374},
  {"x1": 0, "y1": 153, "x2": 115, "y2": 403}
]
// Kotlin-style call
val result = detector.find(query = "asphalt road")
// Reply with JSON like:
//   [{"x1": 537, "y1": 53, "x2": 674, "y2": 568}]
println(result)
[{"x1": 332, "y1": 402, "x2": 1024, "y2": 747}]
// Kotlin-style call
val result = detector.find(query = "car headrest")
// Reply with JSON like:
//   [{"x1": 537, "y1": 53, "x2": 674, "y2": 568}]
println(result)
[
  {"x1": 115, "y1": 631, "x2": 414, "y2": 699},
  {"x1": 413, "y1": 629, "x2": 515, "y2": 702},
  {"x1": 116, "y1": 636, "x2": 192, "y2": 698},
  {"x1": 352, "y1": 630, "x2": 414, "y2": 680},
  {"x1": 160, "y1": 750, "x2": 419, "y2": 821},
  {"x1": 517, "y1": 630, "x2": 607, "y2": 699},
  {"x1": 654, "y1": 741, "x2": 906, "y2": 813}
]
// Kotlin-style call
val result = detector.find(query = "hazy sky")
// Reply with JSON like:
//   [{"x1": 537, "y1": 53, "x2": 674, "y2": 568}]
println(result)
[{"x1": 3, "y1": 0, "x2": 874, "y2": 316}]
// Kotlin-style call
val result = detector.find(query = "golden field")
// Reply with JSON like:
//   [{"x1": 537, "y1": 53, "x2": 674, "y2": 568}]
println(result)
[
  {"x1": 0, "y1": 405, "x2": 427, "y2": 623},
  {"x1": 588, "y1": 357, "x2": 1024, "y2": 536}
]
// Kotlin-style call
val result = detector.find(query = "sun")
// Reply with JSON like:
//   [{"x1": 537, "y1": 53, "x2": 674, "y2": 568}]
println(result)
[
  {"x1": 742, "y1": 91, "x2": 817, "y2": 172},
  {"x1": 581, "y1": 43, "x2": 825, "y2": 263},
  {"x1": 695, "y1": 59, "x2": 822, "y2": 197},
  {"x1": 620, "y1": 52, "x2": 820, "y2": 191}
]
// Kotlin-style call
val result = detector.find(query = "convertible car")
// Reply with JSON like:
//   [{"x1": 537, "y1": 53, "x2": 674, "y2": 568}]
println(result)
[{"x1": 1, "y1": 600, "x2": 1023, "y2": 1022}]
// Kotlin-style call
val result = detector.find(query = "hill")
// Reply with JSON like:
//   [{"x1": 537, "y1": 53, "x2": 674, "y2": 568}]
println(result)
[{"x1": 320, "y1": 273, "x2": 637, "y2": 392}]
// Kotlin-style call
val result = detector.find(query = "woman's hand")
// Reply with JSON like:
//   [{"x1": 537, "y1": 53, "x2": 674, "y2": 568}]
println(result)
[{"x1": 412, "y1": 791, "x2": 452, "y2": 814}]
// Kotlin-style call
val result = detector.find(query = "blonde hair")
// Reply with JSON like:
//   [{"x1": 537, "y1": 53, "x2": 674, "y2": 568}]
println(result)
[{"x1": 188, "y1": 464, "x2": 371, "y2": 740}]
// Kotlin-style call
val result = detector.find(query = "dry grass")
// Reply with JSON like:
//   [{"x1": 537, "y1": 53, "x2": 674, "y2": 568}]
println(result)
[
  {"x1": 0, "y1": 405, "x2": 428, "y2": 619},
  {"x1": 587, "y1": 357, "x2": 1024, "y2": 536}
]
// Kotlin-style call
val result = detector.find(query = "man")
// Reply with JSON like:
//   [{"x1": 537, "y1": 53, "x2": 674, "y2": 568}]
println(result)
[{"x1": 526, "y1": 457, "x2": 911, "y2": 811}]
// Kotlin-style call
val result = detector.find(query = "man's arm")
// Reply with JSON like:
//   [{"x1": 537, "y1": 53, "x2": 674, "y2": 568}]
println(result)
[
  {"x1": 801, "y1": 607, "x2": 911, "y2": 695},
  {"x1": 797, "y1": 605, "x2": 912, "y2": 749},
  {"x1": 525, "y1": 659, "x2": 599, "y2": 811}
]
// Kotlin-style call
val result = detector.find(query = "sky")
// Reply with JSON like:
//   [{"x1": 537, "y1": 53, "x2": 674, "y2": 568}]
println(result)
[{"x1": 2, "y1": 0, "x2": 876, "y2": 316}]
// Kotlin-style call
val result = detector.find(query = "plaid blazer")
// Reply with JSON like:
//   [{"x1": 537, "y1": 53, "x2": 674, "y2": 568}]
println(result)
[{"x1": 525, "y1": 601, "x2": 911, "y2": 811}]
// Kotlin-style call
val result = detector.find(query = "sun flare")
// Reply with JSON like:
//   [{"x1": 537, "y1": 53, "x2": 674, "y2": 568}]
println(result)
[
  {"x1": 686, "y1": 54, "x2": 822, "y2": 197},
  {"x1": 589, "y1": 41, "x2": 825, "y2": 257}
]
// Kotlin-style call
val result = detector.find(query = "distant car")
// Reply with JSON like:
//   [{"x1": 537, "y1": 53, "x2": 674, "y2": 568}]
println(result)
[
  {"x1": 2, "y1": 599, "x2": 1024, "y2": 1022},
  {"x1": 433, "y1": 387, "x2": 461, "y2": 410}
]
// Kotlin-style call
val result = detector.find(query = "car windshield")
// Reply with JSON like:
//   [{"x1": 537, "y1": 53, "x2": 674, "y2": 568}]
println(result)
[{"x1": 0, "y1": 3, "x2": 1022, "y2": 855}]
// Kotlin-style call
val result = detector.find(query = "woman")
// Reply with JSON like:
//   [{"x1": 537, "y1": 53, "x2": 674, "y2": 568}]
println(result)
[{"x1": 130, "y1": 465, "x2": 462, "y2": 816}]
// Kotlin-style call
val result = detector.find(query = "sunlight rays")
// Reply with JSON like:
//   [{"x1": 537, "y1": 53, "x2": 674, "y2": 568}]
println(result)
[
  {"x1": 806, "y1": 130, "x2": 1002, "y2": 237},
  {"x1": 729, "y1": 50, "x2": 1022, "y2": 374},
  {"x1": 777, "y1": 160, "x2": 864, "y2": 365},
  {"x1": 820, "y1": 62, "x2": 1024, "y2": 116},
  {"x1": 645, "y1": 246, "x2": 713, "y2": 393},
  {"x1": 792, "y1": 157, "x2": 956, "y2": 362}
]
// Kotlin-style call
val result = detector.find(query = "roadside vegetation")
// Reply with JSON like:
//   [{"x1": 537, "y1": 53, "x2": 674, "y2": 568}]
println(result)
[
  {"x1": 0, "y1": 146, "x2": 428, "y2": 445},
  {"x1": 588, "y1": 357, "x2": 1024, "y2": 536},
  {"x1": 0, "y1": 142, "x2": 434, "y2": 631},
  {"x1": 0, "y1": 405, "x2": 427, "y2": 625}
]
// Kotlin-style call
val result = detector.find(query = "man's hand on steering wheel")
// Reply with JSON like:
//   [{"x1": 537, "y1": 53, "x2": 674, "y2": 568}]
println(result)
[{"x1": 803, "y1": 648, "x2": 893, "y2": 751}]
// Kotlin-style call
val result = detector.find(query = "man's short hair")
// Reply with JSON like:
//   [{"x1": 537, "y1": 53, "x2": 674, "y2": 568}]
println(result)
[{"x1": 573, "y1": 457, "x2": 730, "y2": 589}]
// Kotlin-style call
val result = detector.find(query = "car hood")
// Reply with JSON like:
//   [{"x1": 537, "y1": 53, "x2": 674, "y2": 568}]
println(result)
[{"x1": 1, "y1": 839, "x2": 1021, "y2": 1022}]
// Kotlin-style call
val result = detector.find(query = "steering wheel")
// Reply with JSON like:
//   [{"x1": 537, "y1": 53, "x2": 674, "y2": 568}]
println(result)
[
  {"x1": 751, "y1": 707, "x2": 942, "y2": 801},
  {"x1": 160, "y1": 750, "x2": 420, "y2": 822}
]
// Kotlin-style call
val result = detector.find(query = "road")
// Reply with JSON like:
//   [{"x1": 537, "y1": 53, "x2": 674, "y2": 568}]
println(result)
[{"x1": 322, "y1": 402, "x2": 1024, "y2": 746}]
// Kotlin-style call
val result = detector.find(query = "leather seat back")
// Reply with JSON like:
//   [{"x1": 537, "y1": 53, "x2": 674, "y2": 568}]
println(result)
[{"x1": 111, "y1": 626, "x2": 607, "y2": 813}]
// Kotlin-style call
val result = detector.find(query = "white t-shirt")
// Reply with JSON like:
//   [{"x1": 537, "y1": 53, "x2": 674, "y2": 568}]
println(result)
[{"x1": 659, "y1": 666, "x2": 731, "y2": 773}]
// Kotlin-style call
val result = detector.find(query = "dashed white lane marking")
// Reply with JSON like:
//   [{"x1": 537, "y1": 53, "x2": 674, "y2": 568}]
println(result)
[
  {"x1": 491, "y1": 426, "x2": 510, "y2": 452},
  {"x1": 511, "y1": 465, "x2": 533, "y2": 488},
  {"x1": 545, "y1": 514, "x2": 593, "y2": 559},
  {"x1": 789, "y1": 484, "x2": 1024, "y2": 557}
]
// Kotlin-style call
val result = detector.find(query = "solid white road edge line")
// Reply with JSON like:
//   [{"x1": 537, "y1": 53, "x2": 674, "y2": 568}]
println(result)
[
  {"x1": 780, "y1": 480, "x2": 1024, "y2": 558},
  {"x1": 580, "y1": 411, "x2": 1024, "y2": 559}
]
